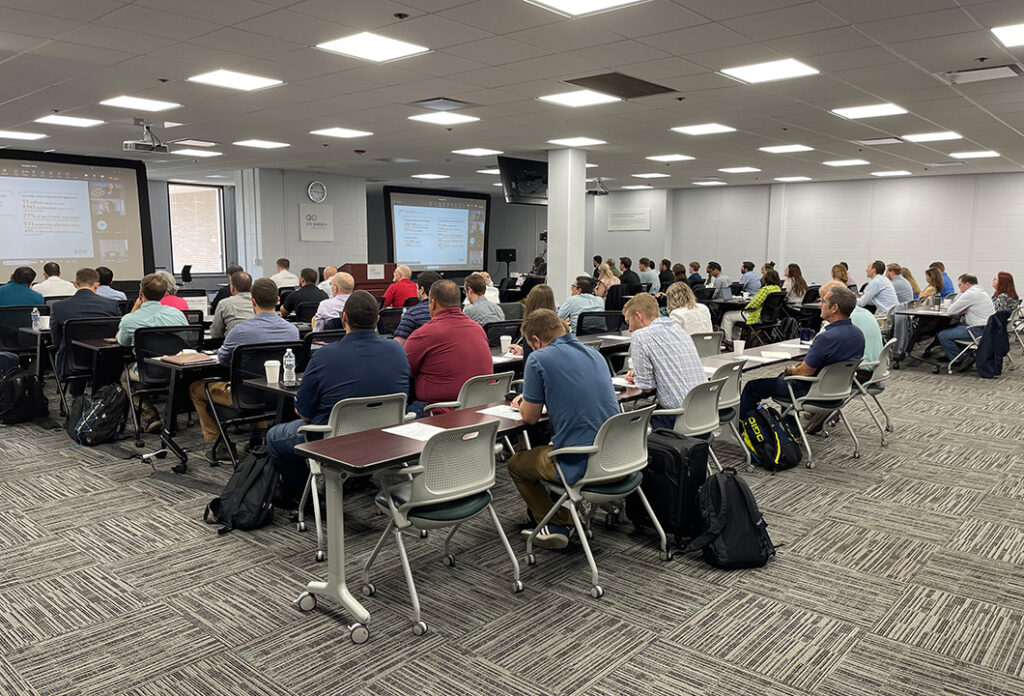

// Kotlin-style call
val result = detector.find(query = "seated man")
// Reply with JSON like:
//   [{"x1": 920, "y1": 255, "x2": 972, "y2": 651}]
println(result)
[
  {"x1": 858, "y1": 260, "x2": 898, "y2": 314},
  {"x1": 463, "y1": 272, "x2": 505, "y2": 326},
  {"x1": 117, "y1": 273, "x2": 188, "y2": 432},
  {"x1": 50, "y1": 268, "x2": 121, "y2": 396},
  {"x1": 509, "y1": 309, "x2": 620, "y2": 549},
  {"x1": 938, "y1": 273, "x2": 995, "y2": 367},
  {"x1": 706, "y1": 262, "x2": 731, "y2": 299},
  {"x1": 637, "y1": 257, "x2": 660, "y2": 294},
  {"x1": 209, "y1": 271, "x2": 254, "y2": 339},
  {"x1": 738, "y1": 261, "x2": 760, "y2": 295},
  {"x1": 404, "y1": 280, "x2": 492, "y2": 416},
  {"x1": 619, "y1": 257, "x2": 641, "y2": 294},
  {"x1": 394, "y1": 270, "x2": 441, "y2": 345},
  {"x1": 383, "y1": 265, "x2": 418, "y2": 308},
  {"x1": 740, "y1": 285, "x2": 864, "y2": 416},
  {"x1": 819, "y1": 281, "x2": 882, "y2": 378},
  {"x1": 658, "y1": 258, "x2": 674, "y2": 291},
  {"x1": 688, "y1": 262, "x2": 702, "y2": 286},
  {"x1": 95, "y1": 266, "x2": 128, "y2": 301},
  {"x1": 189, "y1": 278, "x2": 300, "y2": 455},
  {"x1": 266, "y1": 290, "x2": 410, "y2": 504},
  {"x1": 270, "y1": 257, "x2": 299, "y2": 289},
  {"x1": 622, "y1": 294, "x2": 706, "y2": 430},
  {"x1": 317, "y1": 265, "x2": 336, "y2": 296},
  {"x1": 280, "y1": 267, "x2": 328, "y2": 318},
  {"x1": 312, "y1": 272, "x2": 355, "y2": 332},
  {"x1": 0, "y1": 266, "x2": 44, "y2": 306},
  {"x1": 886, "y1": 263, "x2": 915, "y2": 305},
  {"x1": 31, "y1": 262, "x2": 76, "y2": 298},
  {"x1": 210, "y1": 265, "x2": 243, "y2": 314},
  {"x1": 557, "y1": 275, "x2": 604, "y2": 334}
]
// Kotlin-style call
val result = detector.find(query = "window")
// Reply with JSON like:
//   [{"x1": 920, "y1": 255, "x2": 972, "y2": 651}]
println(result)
[{"x1": 168, "y1": 183, "x2": 225, "y2": 274}]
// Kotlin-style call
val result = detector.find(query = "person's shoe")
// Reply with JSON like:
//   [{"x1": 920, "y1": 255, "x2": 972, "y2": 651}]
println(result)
[
  {"x1": 210, "y1": 438, "x2": 237, "y2": 462},
  {"x1": 521, "y1": 523, "x2": 572, "y2": 549},
  {"x1": 144, "y1": 418, "x2": 163, "y2": 434}
]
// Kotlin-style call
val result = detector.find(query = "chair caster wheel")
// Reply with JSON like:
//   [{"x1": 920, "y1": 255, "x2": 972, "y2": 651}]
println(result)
[
  {"x1": 526, "y1": 553, "x2": 536, "y2": 566},
  {"x1": 295, "y1": 591, "x2": 317, "y2": 612},
  {"x1": 297, "y1": 521, "x2": 306, "y2": 532},
  {"x1": 135, "y1": 440, "x2": 145, "y2": 448},
  {"x1": 590, "y1": 585, "x2": 604, "y2": 599},
  {"x1": 315, "y1": 550, "x2": 325, "y2": 562},
  {"x1": 361, "y1": 583, "x2": 375, "y2": 597},
  {"x1": 349, "y1": 623, "x2": 369, "y2": 644},
  {"x1": 420, "y1": 530, "x2": 429, "y2": 539},
  {"x1": 512, "y1": 580, "x2": 524, "y2": 593},
  {"x1": 806, "y1": 460, "x2": 816, "y2": 469},
  {"x1": 885, "y1": 425, "x2": 894, "y2": 433},
  {"x1": 443, "y1": 554, "x2": 455, "y2": 567},
  {"x1": 661, "y1": 550, "x2": 673, "y2": 562},
  {"x1": 745, "y1": 464, "x2": 755, "y2": 473},
  {"x1": 853, "y1": 452, "x2": 861, "y2": 459},
  {"x1": 880, "y1": 439, "x2": 889, "y2": 447},
  {"x1": 412, "y1": 621, "x2": 428, "y2": 636}
]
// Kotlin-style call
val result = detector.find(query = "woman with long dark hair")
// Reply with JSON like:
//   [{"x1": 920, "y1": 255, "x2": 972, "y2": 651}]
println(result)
[
  {"x1": 508, "y1": 284, "x2": 555, "y2": 357},
  {"x1": 783, "y1": 263, "x2": 808, "y2": 305}
]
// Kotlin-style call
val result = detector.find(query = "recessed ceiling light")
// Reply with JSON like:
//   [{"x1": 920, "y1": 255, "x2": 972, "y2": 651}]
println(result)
[
  {"x1": 547, "y1": 137, "x2": 606, "y2": 147},
  {"x1": 831, "y1": 103, "x2": 907, "y2": 119},
  {"x1": 409, "y1": 112, "x2": 479, "y2": 125},
  {"x1": 163, "y1": 121, "x2": 184, "y2": 128},
  {"x1": 759, "y1": 144, "x2": 813, "y2": 153},
  {"x1": 452, "y1": 148, "x2": 503, "y2": 156},
  {"x1": 477, "y1": 168, "x2": 500, "y2": 175},
  {"x1": 775, "y1": 176, "x2": 811, "y2": 182},
  {"x1": 525, "y1": 0, "x2": 651, "y2": 17},
  {"x1": 586, "y1": 163, "x2": 598, "y2": 168},
  {"x1": 316, "y1": 32, "x2": 429, "y2": 62},
  {"x1": 720, "y1": 58, "x2": 818, "y2": 84},
  {"x1": 100, "y1": 96, "x2": 181, "y2": 112},
  {"x1": 823, "y1": 159, "x2": 870, "y2": 167},
  {"x1": 539, "y1": 90, "x2": 620, "y2": 107},
  {"x1": 902, "y1": 131, "x2": 961, "y2": 142},
  {"x1": 718, "y1": 166, "x2": 760, "y2": 173},
  {"x1": 855, "y1": 137, "x2": 904, "y2": 146},
  {"x1": 671, "y1": 123, "x2": 735, "y2": 135},
  {"x1": 187, "y1": 69, "x2": 282, "y2": 91},
  {"x1": 310, "y1": 127, "x2": 374, "y2": 138},
  {"x1": 949, "y1": 150, "x2": 999, "y2": 159},
  {"x1": 646, "y1": 154, "x2": 694, "y2": 162},
  {"x1": 172, "y1": 138, "x2": 218, "y2": 147},
  {"x1": 992, "y1": 23, "x2": 1024, "y2": 48},
  {"x1": 173, "y1": 149, "x2": 222, "y2": 157},
  {"x1": 493, "y1": 182, "x2": 503, "y2": 186},
  {"x1": 692, "y1": 180, "x2": 727, "y2": 186},
  {"x1": 870, "y1": 170, "x2": 911, "y2": 177},
  {"x1": 411, "y1": 173, "x2": 449, "y2": 179},
  {"x1": 622, "y1": 184, "x2": 654, "y2": 190},
  {"x1": 206, "y1": 175, "x2": 230, "y2": 179},
  {"x1": 0, "y1": 130, "x2": 47, "y2": 140},
  {"x1": 234, "y1": 139, "x2": 289, "y2": 149},
  {"x1": 35, "y1": 115, "x2": 103, "y2": 127},
  {"x1": 632, "y1": 172, "x2": 670, "y2": 178}
]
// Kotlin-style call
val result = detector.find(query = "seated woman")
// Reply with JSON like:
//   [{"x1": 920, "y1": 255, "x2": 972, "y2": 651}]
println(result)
[
  {"x1": 831, "y1": 263, "x2": 849, "y2": 286},
  {"x1": 901, "y1": 267, "x2": 922, "y2": 299},
  {"x1": 508, "y1": 283, "x2": 556, "y2": 358},
  {"x1": 993, "y1": 271, "x2": 1020, "y2": 313},
  {"x1": 917, "y1": 267, "x2": 944, "y2": 302},
  {"x1": 156, "y1": 270, "x2": 188, "y2": 311},
  {"x1": 594, "y1": 263, "x2": 620, "y2": 299},
  {"x1": 782, "y1": 263, "x2": 808, "y2": 305},
  {"x1": 666, "y1": 281, "x2": 712, "y2": 334},
  {"x1": 721, "y1": 269, "x2": 782, "y2": 345}
]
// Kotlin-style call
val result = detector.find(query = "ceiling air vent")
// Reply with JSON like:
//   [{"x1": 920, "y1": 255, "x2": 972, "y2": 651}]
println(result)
[
  {"x1": 926, "y1": 161, "x2": 967, "y2": 167},
  {"x1": 410, "y1": 97, "x2": 474, "y2": 111},
  {"x1": 376, "y1": 157, "x2": 419, "y2": 163},
  {"x1": 564, "y1": 72, "x2": 677, "y2": 99},
  {"x1": 940, "y1": 64, "x2": 1023, "y2": 85}
]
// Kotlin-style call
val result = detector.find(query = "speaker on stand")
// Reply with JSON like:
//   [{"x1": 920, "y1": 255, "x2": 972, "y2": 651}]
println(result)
[{"x1": 496, "y1": 248, "x2": 516, "y2": 281}]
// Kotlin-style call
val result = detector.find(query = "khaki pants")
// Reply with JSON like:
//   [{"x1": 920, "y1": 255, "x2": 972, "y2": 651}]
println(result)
[
  {"x1": 188, "y1": 380, "x2": 233, "y2": 442},
  {"x1": 121, "y1": 364, "x2": 160, "y2": 424},
  {"x1": 507, "y1": 445, "x2": 572, "y2": 528}
]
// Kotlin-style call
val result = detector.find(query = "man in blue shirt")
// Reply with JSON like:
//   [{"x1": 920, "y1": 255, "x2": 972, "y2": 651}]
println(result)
[
  {"x1": 738, "y1": 261, "x2": 760, "y2": 295},
  {"x1": 930, "y1": 261, "x2": 956, "y2": 298},
  {"x1": 267, "y1": 290, "x2": 410, "y2": 503},
  {"x1": 95, "y1": 266, "x2": 128, "y2": 301},
  {"x1": 394, "y1": 271, "x2": 441, "y2": 345},
  {"x1": 740, "y1": 285, "x2": 864, "y2": 416},
  {"x1": 858, "y1": 260, "x2": 899, "y2": 314},
  {"x1": 509, "y1": 309, "x2": 620, "y2": 549},
  {"x1": 50, "y1": 268, "x2": 120, "y2": 396},
  {"x1": 0, "y1": 267, "x2": 44, "y2": 306},
  {"x1": 189, "y1": 278, "x2": 300, "y2": 446},
  {"x1": 557, "y1": 275, "x2": 604, "y2": 333}
]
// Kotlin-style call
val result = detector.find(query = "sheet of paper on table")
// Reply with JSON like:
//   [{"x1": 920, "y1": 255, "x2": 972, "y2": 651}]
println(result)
[
  {"x1": 761, "y1": 351, "x2": 794, "y2": 359},
  {"x1": 702, "y1": 365, "x2": 717, "y2": 374},
  {"x1": 739, "y1": 354, "x2": 776, "y2": 363},
  {"x1": 476, "y1": 404, "x2": 523, "y2": 420},
  {"x1": 598, "y1": 334, "x2": 631, "y2": 342},
  {"x1": 381, "y1": 422, "x2": 446, "y2": 441},
  {"x1": 610, "y1": 376, "x2": 632, "y2": 388}
]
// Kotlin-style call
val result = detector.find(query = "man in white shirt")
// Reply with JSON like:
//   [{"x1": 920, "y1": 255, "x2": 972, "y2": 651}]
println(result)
[
  {"x1": 886, "y1": 263, "x2": 915, "y2": 304},
  {"x1": 312, "y1": 271, "x2": 355, "y2": 331},
  {"x1": 32, "y1": 262, "x2": 77, "y2": 298},
  {"x1": 317, "y1": 265, "x2": 336, "y2": 296},
  {"x1": 938, "y1": 273, "x2": 995, "y2": 365},
  {"x1": 269, "y1": 258, "x2": 300, "y2": 289},
  {"x1": 858, "y1": 260, "x2": 899, "y2": 314}
]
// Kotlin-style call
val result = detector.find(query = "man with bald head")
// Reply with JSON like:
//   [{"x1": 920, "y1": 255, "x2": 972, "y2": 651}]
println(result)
[
  {"x1": 384, "y1": 264, "x2": 417, "y2": 307},
  {"x1": 821, "y1": 280, "x2": 882, "y2": 369},
  {"x1": 312, "y1": 271, "x2": 355, "y2": 331},
  {"x1": 317, "y1": 265, "x2": 336, "y2": 296}
]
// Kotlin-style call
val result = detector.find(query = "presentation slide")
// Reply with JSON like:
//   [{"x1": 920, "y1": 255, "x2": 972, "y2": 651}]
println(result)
[
  {"x1": 385, "y1": 188, "x2": 488, "y2": 272},
  {"x1": 0, "y1": 151, "x2": 149, "y2": 282}
]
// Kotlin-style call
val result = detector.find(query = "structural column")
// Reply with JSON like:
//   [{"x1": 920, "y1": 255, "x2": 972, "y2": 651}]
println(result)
[{"x1": 546, "y1": 148, "x2": 588, "y2": 305}]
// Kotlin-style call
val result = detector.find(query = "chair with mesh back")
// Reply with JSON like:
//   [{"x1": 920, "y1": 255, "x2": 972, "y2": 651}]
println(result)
[
  {"x1": 691, "y1": 332, "x2": 723, "y2": 358},
  {"x1": 117, "y1": 300, "x2": 133, "y2": 316},
  {"x1": 182, "y1": 310, "x2": 204, "y2": 326},
  {"x1": 53, "y1": 317, "x2": 123, "y2": 414},
  {"x1": 855, "y1": 338, "x2": 896, "y2": 446},
  {"x1": 424, "y1": 372, "x2": 521, "y2": 453},
  {"x1": 708, "y1": 360, "x2": 748, "y2": 468},
  {"x1": 44, "y1": 296, "x2": 72, "y2": 307},
  {"x1": 499, "y1": 302, "x2": 524, "y2": 321},
  {"x1": 295, "y1": 393, "x2": 408, "y2": 562},
  {"x1": 748, "y1": 292, "x2": 789, "y2": 346},
  {"x1": 377, "y1": 308, "x2": 404, "y2": 335},
  {"x1": 362, "y1": 420, "x2": 523, "y2": 636},
  {"x1": 482, "y1": 321, "x2": 521, "y2": 348},
  {"x1": 1010, "y1": 305, "x2": 1024, "y2": 354},
  {"x1": 525, "y1": 406, "x2": 668, "y2": 599},
  {"x1": 297, "y1": 329, "x2": 346, "y2": 371},
  {"x1": 802, "y1": 286, "x2": 821, "y2": 304},
  {"x1": 0, "y1": 305, "x2": 49, "y2": 356},
  {"x1": 693, "y1": 286, "x2": 714, "y2": 302},
  {"x1": 653, "y1": 378, "x2": 728, "y2": 474},
  {"x1": 776, "y1": 359, "x2": 862, "y2": 468},
  {"x1": 294, "y1": 302, "x2": 320, "y2": 323},
  {"x1": 403, "y1": 296, "x2": 420, "y2": 308},
  {"x1": 604, "y1": 284, "x2": 626, "y2": 311},
  {"x1": 576, "y1": 311, "x2": 626, "y2": 336},
  {"x1": 178, "y1": 288, "x2": 207, "y2": 298},
  {"x1": 124, "y1": 326, "x2": 205, "y2": 443}
]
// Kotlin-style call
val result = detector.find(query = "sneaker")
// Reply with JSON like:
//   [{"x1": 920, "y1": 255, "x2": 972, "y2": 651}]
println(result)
[
  {"x1": 144, "y1": 418, "x2": 163, "y2": 434},
  {"x1": 521, "y1": 523, "x2": 572, "y2": 549}
]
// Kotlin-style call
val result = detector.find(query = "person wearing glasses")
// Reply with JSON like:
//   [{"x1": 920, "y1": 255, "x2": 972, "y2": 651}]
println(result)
[
  {"x1": 937, "y1": 273, "x2": 995, "y2": 367},
  {"x1": 556, "y1": 275, "x2": 604, "y2": 334}
]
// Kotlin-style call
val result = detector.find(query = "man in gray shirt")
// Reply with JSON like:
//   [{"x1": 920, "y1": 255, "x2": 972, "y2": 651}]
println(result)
[
  {"x1": 463, "y1": 272, "x2": 505, "y2": 326},
  {"x1": 209, "y1": 271, "x2": 255, "y2": 338},
  {"x1": 886, "y1": 263, "x2": 915, "y2": 304},
  {"x1": 706, "y1": 262, "x2": 732, "y2": 299},
  {"x1": 637, "y1": 257, "x2": 660, "y2": 294}
]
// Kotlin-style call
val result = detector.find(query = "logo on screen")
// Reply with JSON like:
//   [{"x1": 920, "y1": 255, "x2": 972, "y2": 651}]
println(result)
[{"x1": 305, "y1": 214, "x2": 317, "y2": 222}]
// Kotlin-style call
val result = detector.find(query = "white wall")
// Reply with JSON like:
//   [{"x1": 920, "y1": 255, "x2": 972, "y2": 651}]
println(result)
[
  {"x1": 589, "y1": 189, "x2": 672, "y2": 270},
  {"x1": 487, "y1": 197, "x2": 547, "y2": 281}
]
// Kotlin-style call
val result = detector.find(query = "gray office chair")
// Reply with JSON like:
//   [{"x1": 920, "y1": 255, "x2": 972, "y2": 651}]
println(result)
[
  {"x1": 296, "y1": 393, "x2": 408, "y2": 562},
  {"x1": 855, "y1": 339, "x2": 896, "y2": 446},
  {"x1": 423, "y1": 371, "x2": 521, "y2": 453},
  {"x1": 708, "y1": 360, "x2": 748, "y2": 468},
  {"x1": 691, "y1": 331, "x2": 723, "y2": 358},
  {"x1": 362, "y1": 420, "x2": 522, "y2": 636},
  {"x1": 525, "y1": 406, "x2": 668, "y2": 599},
  {"x1": 653, "y1": 378, "x2": 728, "y2": 474},
  {"x1": 777, "y1": 360, "x2": 862, "y2": 468}
]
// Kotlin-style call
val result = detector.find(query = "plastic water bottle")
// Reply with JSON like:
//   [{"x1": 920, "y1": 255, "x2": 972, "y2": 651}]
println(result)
[
  {"x1": 30, "y1": 307, "x2": 40, "y2": 330},
  {"x1": 282, "y1": 348, "x2": 296, "y2": 383}
]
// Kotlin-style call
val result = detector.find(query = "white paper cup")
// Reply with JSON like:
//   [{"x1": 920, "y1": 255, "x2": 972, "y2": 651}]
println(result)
[
  {"x1": 500, "y1": 335, "x2": 512, "y2": 354},
  {"x1": 264, "y1": 360, "x2": 281, "y2": 384},
  {"x1": 734, "y1": 340, "x2": 745, "y2": 355},
  {"x1": 38, "y1": 315, "x2": 50, "y2": 330}
]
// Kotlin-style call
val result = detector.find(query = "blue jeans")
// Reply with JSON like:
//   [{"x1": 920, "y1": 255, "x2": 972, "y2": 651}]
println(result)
[
  {"x1": 266, "y1": 418, "x2": 320, "y2": 498},
  {"x1": 938, "y1": 324, "x2": 982, "y2": 362},
  {"x1": 740, "y1": 374, "x2": 810, "y2": 417}
]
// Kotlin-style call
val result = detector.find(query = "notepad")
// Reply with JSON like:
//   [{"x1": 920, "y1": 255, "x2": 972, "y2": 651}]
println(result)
[
  {"x1": 761, "y1": 351, "x2": 794, "y2": 359},
  {"x1": 381, "y1": 423, "x2": 446, "y2": 441},
  {"x1": 610, "y1": 376, "x2": 632, "y2": 388},
  {"x1": 476, "y1": 404, "x2": 523, "y2": 420}
]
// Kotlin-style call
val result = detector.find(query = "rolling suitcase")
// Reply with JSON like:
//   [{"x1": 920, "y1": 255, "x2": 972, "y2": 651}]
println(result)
[{"x1": 626, "y1": 429, "x2": 709, "y2": 547}]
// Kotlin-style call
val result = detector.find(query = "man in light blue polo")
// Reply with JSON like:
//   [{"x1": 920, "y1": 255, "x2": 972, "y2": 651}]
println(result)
[
  {"x1": 858, "y1": 260, "x2": 899, "y2": 314},
  {"x1": 738, "y1": 261, "x2": 760, "y2": 295},
  {"x1": 557, "y1": 275, "x2": 604, "y2": 334}
]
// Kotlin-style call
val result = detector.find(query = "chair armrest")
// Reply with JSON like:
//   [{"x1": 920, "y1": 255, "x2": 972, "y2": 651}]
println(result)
[
  {"x1": 403, "y1": 411, "x2": 417, "y2": 422},
  {"x1": 651, "y1": 406, "x2": 684, "y2": 417},
  {"x1": 297, "y1": 424, "x2": 330, "y2": 439},
  {"x1": 423, "y1": 400, "x2": 461, "y2": 414},
  {"x1": 548, "y1": 445, "x2": 600, "y2": 459},
  {"x1": 783, "y1": 374, "x2": 820, "y2": 384}
]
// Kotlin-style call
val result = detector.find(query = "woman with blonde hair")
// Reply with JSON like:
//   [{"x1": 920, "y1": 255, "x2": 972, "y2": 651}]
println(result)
[
  {"x1": 831, "y1": 263, "x2": 849, "y2": 285},
  {"x1": 918, "y1": 267, "x2": 943, "y2": 301},
  {"x1": 666, "y1": 281, "x2": 713, "y2": 334},
  {"x1": 594, "y1": 262, "x2": 620, "y2": 299},
  {"x1": 900, "y1": 267, "x2": 922, "y2": 298},
  {"x1": 509, "y1": 284, "x2": 555, "y2": 356}
]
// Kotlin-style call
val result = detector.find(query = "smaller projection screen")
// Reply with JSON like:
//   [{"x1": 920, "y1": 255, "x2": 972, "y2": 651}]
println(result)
[{"x1": 384, "y1": 186, "x2": 490, "y2": 272}]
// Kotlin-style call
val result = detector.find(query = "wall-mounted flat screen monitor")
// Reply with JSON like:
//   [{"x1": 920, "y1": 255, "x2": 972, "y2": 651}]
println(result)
[
  {"x1": 497, "y1": 155, "x2": 547, "y2": 206},
  {"x1": 384, "y1": 186, "x2": 490, "y2": 272}
]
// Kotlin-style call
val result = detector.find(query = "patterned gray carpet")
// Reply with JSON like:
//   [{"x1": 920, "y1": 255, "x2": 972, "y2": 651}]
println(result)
[{"x1": 1, "y1": 353, "x2": 1023, "y2": 696}]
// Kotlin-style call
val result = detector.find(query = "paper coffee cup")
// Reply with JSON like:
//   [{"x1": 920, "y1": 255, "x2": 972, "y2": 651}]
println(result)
[
  {"x1": 734, "y1": 340, "x2": 745, "y2": 355},
  {"x1": 38, "y1": 315, "x2": 50, "y2": 330},
  {"x1": 264, "y1": 360, "x2": 281, "y2": 384},
  {"x1": 500, "y1": 335, "x2": 512, "y2": 354}
]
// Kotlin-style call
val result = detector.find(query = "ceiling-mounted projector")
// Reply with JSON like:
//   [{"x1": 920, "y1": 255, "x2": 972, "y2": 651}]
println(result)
[{"x1": 123, "y1": 119, "x2": 168, "y2": 154}]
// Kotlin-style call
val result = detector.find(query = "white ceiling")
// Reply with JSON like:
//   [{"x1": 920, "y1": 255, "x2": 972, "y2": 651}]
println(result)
[{"x1": 2, "y1": 0, "x2": 1024, "y2": 192}]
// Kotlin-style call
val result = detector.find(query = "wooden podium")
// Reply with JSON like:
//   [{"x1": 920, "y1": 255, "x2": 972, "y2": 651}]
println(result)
[{"x1": 340, "y1": 263, "x2": 396, "y2": 297}]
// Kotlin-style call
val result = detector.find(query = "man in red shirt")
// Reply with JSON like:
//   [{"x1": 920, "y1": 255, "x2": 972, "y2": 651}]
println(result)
[
  {"x1": 383, "y1": 265, "x2": 418, "y2": 307},
  {"x1": 404, "y1": 279, "x2": 493, "y2": 417}
]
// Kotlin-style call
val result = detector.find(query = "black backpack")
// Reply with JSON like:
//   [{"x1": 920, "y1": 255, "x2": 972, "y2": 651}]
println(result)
[
  {"x1": 204, "y1": 450, "x2": 277, "y2": 534},
  {"x1": 740, "y1": 404, "x2": 802, "y2": 473},
  {"x1": 0, "y1": 367, "x2": 49, "y2": 425},
  {"x1": 66, "y1": 384, "x2": 128, "y2": 446},
  {"x1": 685, "y1": 468, "x2": 776, "y2": 569}
]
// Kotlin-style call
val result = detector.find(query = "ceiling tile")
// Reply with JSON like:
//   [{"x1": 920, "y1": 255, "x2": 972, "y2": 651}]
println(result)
[
  {"x1": 966, "y1": 0, "x2": 1024, "y2": 28},
  {"x1": 0, "y1": 30, "x2": 52, "y2": 54},
  {"x1": 0, "y1": 0, "x2": 122, "y2": 22},
  {"x1": 397, "y1": 51, "x2": 488, "y2": 77},
  {"x1": 134, "y1": 0, "x2": 275, "y2": 26},
  {"x1": 94, "y1": 6, "x2": 223, "y2": 41},
  {"x1": 438, "y1": 0, "x2": 559, "y2": 34},
  {"x1": 235, "y1": 10, "x2": 355, "y2": 45},
  {"x1": 579, "y1": 0, "x2": 707, "y2": 38},
  {"x1": 146, "y1": 43, "x2": 254, "y2": 70},
  {"x1": 614, "y1": 57, "x2": 706, "y2": 81},
  {"x1": 504, "y1": 53, "x2": 599, "y2": 81},
  {"x1": 819, "y1": 0, "x2": 959, "y2": 24},
  {"x1": 447, "y1": 66, "x2": 533, "y2": 88},
  {"x1": 289, "y1": 0, "x2": 424, "y2": 29},
  {"x1": 639, "y1": 22, "x2": 749, "y2": 55},
  {"x1": 0, "y1": 7, "x2": 83, "y2": 38},
  {"x1": 446, "y1": 36, "x2": 550, "y2": 66},
  {"x1": 565, "y1": 40, "x2": 670, "y2": 70},
  {"x1": 722, "y1": 4, "x2": 849, "y2": 41},
  {"x1": 856, "y1": 9, "x2": 978, "y2": 44},
  {"x1": 30, "y1": 41, "x2": 135, "y2": 67},
  {"x1": 764, "y1": 27, "x2": 879, "y2": 58},
  {"x1": 684, "y1": 43, "x2": 784, "y2": 71},
  {"x1": 62, "y1": 24, "x2": 177, "y2": 55},
  {"x1": 810, "y1": 47, "x2": 904, "y2": 72},
  {"x1": 189, "y1": 28, "x2": 302, "y2": 59},
  {"x1": 506, "y1": 20, "x2": 623, "y2": 52},
  {"x1": 674, "y1": 0, "x2": 809, "y2": 22},
  {"x1": 380, "y1": 13, "x2": 493, "y2": 50}
]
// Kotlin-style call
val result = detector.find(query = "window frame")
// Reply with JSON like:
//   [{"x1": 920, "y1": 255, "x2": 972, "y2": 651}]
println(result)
[{"x1": 167, "y1": 182, "x2": 228, "y2": 275}]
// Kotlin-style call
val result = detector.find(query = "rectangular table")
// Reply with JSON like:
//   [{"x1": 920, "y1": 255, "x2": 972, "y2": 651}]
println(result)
[
  {"x1": 142, "y1": 356, "x2": 225, "y2": 471},
  {"x1": 19, "y1": 326, "x2": 51, "y2": 378},
  {"x1": 893, "y1": 306, "x2": 959, "y2": 372}
]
